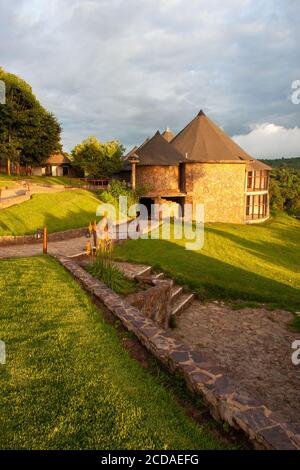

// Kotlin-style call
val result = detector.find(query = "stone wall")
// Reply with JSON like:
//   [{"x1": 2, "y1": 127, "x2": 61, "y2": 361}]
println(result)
[
  {"x1": 136, "y1": 162, "x2": 248, "y2": 223},
  {"x1": 0, "y1": 226, "x2": 87, "y2": 246},
  {"x1": 126, "y1": 280, "x2": 173, "y2": 328},
  {"x1": 185, "y1": 162, "x2": 247, "y2": 224},
  {"x1": 136, "y1": 165, "x2": 180, "y2": 195}
]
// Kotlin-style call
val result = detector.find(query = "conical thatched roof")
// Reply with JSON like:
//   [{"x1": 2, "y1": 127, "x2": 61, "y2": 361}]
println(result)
[
  {"x1": 172, "y1": 110, "x2": 271, "y2": 170},
  {"x1": 162, "y1": 127, "x2": 175, "y2": 142},
  {"x1": 136, "y1": 131, "x2": 183, "y2": 166}
]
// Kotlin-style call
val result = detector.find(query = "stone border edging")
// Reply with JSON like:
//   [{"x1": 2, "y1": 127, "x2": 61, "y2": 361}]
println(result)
[
  {"x1": 55, "y1": 255, "x2": 300, "y2": 451},
  {"x1": 0, "y1": 227, "x2": 87, "y2": 246}
]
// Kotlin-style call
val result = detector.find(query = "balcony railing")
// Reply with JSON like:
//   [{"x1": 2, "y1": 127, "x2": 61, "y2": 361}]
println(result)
[{"x1": 68, "y1": 178, "x2": 111, "y2": 190}]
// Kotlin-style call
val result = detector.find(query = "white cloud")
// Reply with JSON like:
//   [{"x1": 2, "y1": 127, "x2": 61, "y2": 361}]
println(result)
[
  {"x1": 0, "y1": 0, "x2": 299, "y2": 151},
  {"x1": 233, "y1": 123, "x2": 300, "y2": 158}
]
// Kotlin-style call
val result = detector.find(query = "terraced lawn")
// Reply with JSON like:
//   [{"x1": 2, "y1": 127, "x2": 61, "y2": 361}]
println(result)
[
  {"x1": 0, "y1": 256, "x2": 229, "y2": 450},
  {"x1": 0, "y1": 173, "x2": 83, "y2": 186},
  {"x1": 115, "y1": 213, "x2": 300, "y2": 315},
  {"x1": 0, "y1": 180, "x2": 15, "y2": 187},
  {"x1": 0, "y1": 189, "x2": 101, "y2": 235}
]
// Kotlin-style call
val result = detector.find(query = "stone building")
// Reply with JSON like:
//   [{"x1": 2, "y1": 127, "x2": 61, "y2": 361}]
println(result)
[{"x1": 125, "y1": 111, "x2": 271, "y2": 224}]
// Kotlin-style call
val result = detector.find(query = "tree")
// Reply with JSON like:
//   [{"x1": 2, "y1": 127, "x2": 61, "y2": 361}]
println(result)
[
  {"x1": 71, "y1": 136, "x2": 124, "y2": 178},
  {"x1": 269, "y1": 168, "x2": 300, "y2": 218},
  {"x1": 0, "y1": 68, "x2": 61, "y2": 171}
]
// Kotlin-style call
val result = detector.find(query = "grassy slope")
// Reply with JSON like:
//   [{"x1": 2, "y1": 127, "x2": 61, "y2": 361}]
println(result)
[
  {"x1": 115, "y1": 213, "x2": 300, "y2": 313},
  {"x1": 0, "y1": 173, "x2": 83, "y2": 186},
  {"x1": 0, "y1": 181, "x2": 15, "y2": 187},
  {"x1": 0, "y1": 256, "x2": 228, "y2": 450},
  {"x1": 0, "y1": 189, "x2": 101, "y2": 235}
]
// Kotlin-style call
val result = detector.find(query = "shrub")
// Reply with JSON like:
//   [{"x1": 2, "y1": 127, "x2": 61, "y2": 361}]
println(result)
[{"x1": 100, "y1": 179, "x2": 143, "y2": 216}]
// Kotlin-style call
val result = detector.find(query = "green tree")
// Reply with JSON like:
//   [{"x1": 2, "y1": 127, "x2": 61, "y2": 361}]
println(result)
[
  {"x1": 269, "y1": 168, "x2": 300, "y2": 218},
  {"x1": 71, "y1": 136, "x2": 124, "y2": 178},
  {"x1": 0, "y1": 68, "x2": 61, "y2": 171}
]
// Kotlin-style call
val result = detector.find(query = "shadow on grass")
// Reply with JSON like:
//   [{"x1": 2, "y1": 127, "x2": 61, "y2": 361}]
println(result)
[
  {"x1": 206, "y1": 224, "x2": 300, "y2": 272},
  {"x1": 0, "y1": 190, "x2": 102, "y2": 236},
  {"x1": 114, "y1": 238, "x2": 300, "y2": 313}
]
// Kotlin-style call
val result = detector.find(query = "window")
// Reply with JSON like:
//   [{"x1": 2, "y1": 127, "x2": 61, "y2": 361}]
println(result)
[
  {"x1": 246, "y1": 194, "x2": 268, "y2": 220},
  {"x1": 247, "y1": 171, "x2": 269, "y2": 191}
]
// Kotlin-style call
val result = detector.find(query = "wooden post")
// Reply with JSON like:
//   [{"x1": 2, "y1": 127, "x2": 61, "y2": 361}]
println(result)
[
  {"x1": 43, "y1": 226, "x2": 47, "y2": 254},
  {"x1": 7, "y1": 159, "x2": 11, "y2": 176},
  {"x1": 88, "y1": 221, "x2": 93, "y2": 238},
  {"x1": 93, "y1": 220, "x2": 97, "y2": 249},
  {"x1": 131, "y1": 162, "x2": 136, "y2": 191},
  {"x1": 129, "y1": 154, "x2": 139, "y2": 191}
]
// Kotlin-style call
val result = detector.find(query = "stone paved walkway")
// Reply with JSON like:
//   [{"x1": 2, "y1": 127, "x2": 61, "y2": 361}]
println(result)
[
  {"x1": 0, "y1": 183, "x2": 66, "y2": 208},
  {"x1": 0, "y1": 235, "x2": 87, "y2": 259},
  {"x1": 176, "y1": 300, "x2": 300, "y2": 423}
]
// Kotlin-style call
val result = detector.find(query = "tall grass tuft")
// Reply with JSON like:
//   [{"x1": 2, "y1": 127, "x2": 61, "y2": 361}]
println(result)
[{"x1": 87, "y1": 235, "x2": 137, "y2": 295}]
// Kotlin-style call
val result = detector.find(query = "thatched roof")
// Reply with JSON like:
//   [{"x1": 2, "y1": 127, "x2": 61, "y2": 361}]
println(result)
[
  {"x1": 162, "y1": 127, "x2": 175, "y2": 142},
  {"x1": 135, "y1": 131, "x2": 184, "y2": 166},
  {"x1": 171, "y1": 110, "x2": 272, "y2": 170},
  {"x1": 46, "y1": 153, "x2": 71, "y2": 165}
]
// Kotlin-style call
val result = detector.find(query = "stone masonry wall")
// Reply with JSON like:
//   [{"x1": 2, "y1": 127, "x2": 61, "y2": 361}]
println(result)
[
  {"x1": 126, "y1": 280, "x2": 173, "y2": 328},
  {"x1": 185, "y1": 163, "x2": 247, "y2": 224},
  {"x1": 136, "y1": 165, "x2": 180, "y2": 195},
  {"x1": 136, "y1": 163, "x2": 247, "y2": 223}
]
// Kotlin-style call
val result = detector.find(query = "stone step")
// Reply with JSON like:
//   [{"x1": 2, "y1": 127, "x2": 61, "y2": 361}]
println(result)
[
  {"x1": 171, "y1": 292, "x2": 195, "y2": 316},
  {"x1": 151, "y1": 272, "x2": 164, "y2": 280},
  {"x1": 171, "y1": 285, "x2": 184, "y2": 301},
  {"x1": 134, "y1": 265, "x2": 152, "y2": 279}
]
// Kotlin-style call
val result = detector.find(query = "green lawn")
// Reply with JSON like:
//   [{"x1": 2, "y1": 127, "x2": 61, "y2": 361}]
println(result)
[
  {"x1": 0, "y1": 256, "x2": 229, "y2": 450},
  {"x1": 114, "y1": 213, "x2": 300, "y2": 314},
  {"x1": 0, "y1": 180, "x2": 15, "y2": 187},
  {"x1": 0, "y1": 189, "x2": 101, "y2": 235},
  {"x1": 0, "y1": 172, "x2": 83, "y2": 186}
]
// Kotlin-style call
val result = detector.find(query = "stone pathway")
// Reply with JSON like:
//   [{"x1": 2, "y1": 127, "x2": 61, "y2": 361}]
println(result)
[
  {"x1": 0, "y1": 182, "x2": 68, "y2": 208},
  {"x1": 0, "y1": 187, "x2": 30, "y2": 208},
  {"x1": 0, "y1": 235, "x2": 87, "y2": 259},
  {"x1": 115, "y1": 262, "x2": 300, "y2": 424},
  {"x1": 176, "y1": 300, "x2": 300, "y2": 423}
]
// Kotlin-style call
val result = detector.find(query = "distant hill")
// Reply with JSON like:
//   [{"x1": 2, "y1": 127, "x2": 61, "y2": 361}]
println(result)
[{"x1": 261, "y1": 157, "x2": 300, "y2": 169}]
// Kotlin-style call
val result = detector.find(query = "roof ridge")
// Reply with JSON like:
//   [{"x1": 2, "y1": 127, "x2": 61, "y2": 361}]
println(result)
[{"x1": 171, "y1": 111, "x2": 200, "y2": 143}]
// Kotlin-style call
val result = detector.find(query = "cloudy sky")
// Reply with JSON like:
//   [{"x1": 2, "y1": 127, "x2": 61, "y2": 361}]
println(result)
[{"x1": 0, "y1": 0, "x2": 299, "y2": 157}]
